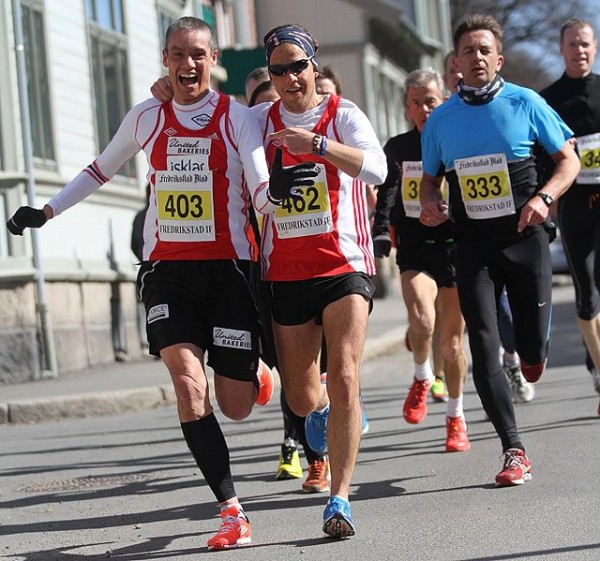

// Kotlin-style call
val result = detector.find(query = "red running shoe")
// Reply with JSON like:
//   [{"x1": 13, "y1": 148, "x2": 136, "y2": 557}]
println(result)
[
  {"x1": 207, "y1": 505, "x2": 251, "y2": 550},
  {"x1": 445, "y1": 416, "x2": 471, "y2": 452},
  {"x1": 302, "y1": 459, "x2": 330, "y2": 493},
  {"x1": 521, "y1": 361, "x2": 545, "y2": 383},
  {"x1": 495, "y1": 448, "x2": 532, "y2": 487},
  {"x1": 255, "y1": 359, "x2": 274, "y2": 406},
  {"x1": 403, "y1": 377, "x2": 431, "y2": 424}
]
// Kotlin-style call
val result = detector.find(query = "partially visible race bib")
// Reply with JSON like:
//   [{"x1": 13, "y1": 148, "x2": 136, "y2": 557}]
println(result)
[
  {"x1": 155, "y1": 137, "x2": 216, "y2": 242},
  {"x1": 401, "y1": 161, "x2": 448, "y2": 218},
  {"x1": 455, "y1": 153, "x2": 515, "y2": 219},
  {"x1": 576, "y1": 133, "x2": 600, "y2": 184},
  {"x1": 401, "y1": 161, "x2": 423, "y2": 218},
  {"x1": 274, "y1": 164, "x2": 333, "y2": 239}
]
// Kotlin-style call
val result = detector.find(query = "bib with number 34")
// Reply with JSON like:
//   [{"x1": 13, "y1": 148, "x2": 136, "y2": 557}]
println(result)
[{"x1": 576, "y1": 132, "x2": 600, "y2": 184}]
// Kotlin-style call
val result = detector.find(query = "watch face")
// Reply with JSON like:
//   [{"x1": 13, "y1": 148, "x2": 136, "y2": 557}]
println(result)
[{"x1": 538, "y1": 193, "x2": 552, "y2": 206}]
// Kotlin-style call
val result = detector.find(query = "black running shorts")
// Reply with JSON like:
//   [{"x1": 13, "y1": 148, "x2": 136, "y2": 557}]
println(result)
[
  {"x1": 136, "y1": 260, "x2": 260, "y2": 381},
  {"x1": 269, "y1": 272, "x2": 375, "y2": 326},
  {"x1": 396, "y1": 241, "x2": 456, "y2": 289}
]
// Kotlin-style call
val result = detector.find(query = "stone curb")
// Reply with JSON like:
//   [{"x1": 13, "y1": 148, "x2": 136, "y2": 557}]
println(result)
[{"x1": 0, "y1": 327, "x2": 405, "y2": 425}]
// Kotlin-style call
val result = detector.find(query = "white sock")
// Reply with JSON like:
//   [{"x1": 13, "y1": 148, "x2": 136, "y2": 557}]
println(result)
[
  {"x1": 221, "y1": 502, "x2": 245, "y2": 518},
  {"x1": 503, "y1": 351, "x2": 520, "y2": 368},
  {"x1": 414, "y1": 360, "x2": 434, "y2": 382},
  {"x1": 446, "y1": 395, "x2": 464, "y2": 418}
]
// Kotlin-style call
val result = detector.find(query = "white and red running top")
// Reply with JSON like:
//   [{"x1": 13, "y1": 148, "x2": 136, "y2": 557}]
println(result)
[
  {"x1": 252, "y1": 95, "x2": 386, "y2": 281},
  {"x1": 48, "y1": 90, "x2": 270, "y2": 262}
]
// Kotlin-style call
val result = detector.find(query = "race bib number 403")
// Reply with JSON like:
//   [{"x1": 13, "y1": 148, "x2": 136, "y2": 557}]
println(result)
[
  {"x1": 455, "y1": 153, "x2": 515, "y2": 219},
  {"x1": 155, "y1": 170, "x2": 215, "y2": 242}
]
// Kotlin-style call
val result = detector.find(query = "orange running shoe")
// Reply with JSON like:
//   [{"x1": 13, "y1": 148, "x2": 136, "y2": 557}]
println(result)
[
  {"x1": 302, "y1": 459, "x2": 330, "y2": 493},
  {"x1": 445, "y1": 416, "x2": 471, "y2": 452},
  {"x1": 255, "y1": 359, "x2": 274, "y2": 406},
  {"x1": 207, "y1": 505, "x2": 252, "y2": 551},
  {"x1": 495, "y1": 448, "x2": 532, "y2": 487},
  {"x1": 403, "y1": 377, "x2": 431, "y2": 424}
]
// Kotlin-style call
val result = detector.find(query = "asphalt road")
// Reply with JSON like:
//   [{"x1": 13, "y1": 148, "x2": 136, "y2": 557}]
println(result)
[{"x1": 1, "y1": 283, "x2": 599, "y2": 561}]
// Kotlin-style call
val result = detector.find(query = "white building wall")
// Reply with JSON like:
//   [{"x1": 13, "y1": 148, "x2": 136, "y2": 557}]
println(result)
[{"x1": 32, "y1": 0, "x2": 165, "y2": 274}]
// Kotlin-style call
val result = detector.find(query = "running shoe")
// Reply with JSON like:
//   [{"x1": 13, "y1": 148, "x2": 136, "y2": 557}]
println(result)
[
  {"x1": 403, "y1": 377, "x2": 431, "y2": 424},
  {"x1": 445, "y1": 415, "x2": 471, "y2": 452},
  {"x1": 207, "y1": 505, "x2": 251, "y2": 551},
  {"x1": 520, "y1": 361, "x2": 545, "y2": 383},
  {"x1": 302, "y1": 459, "x2": 330, "y2": 493},
  {"x1": 430, "y1": 377, "x2": 449, "y2": 402},
  {"x1": 360, "y1": 400, "x2": 369, "y2": 435},
  {"x1": 591, "y1": 368, "x2": 600, "y2": 394},
  {"x1": 255, "y1": 359, "x2": 274, "y2": 406},
  {"x1": 504, "y1": 363, "x2": 535, "y2": 403},
  {"x1": 305, "y1": 405, "x2": 329, "y2": 454},
  {"x1": 495, "y1": 448, "x2": 532, "y2": 487},
  {"x1": 276, "y1": 441, "x2": 303, "y2": 480},
  {"x1": 322, "y1": 496, "x2": 355, "y2": 539}
]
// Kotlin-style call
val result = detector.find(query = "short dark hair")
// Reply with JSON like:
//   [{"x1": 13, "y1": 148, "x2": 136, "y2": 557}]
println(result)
[
  {"x1": 164, "y1": 17, "x2": 217, "y2": 52},
  {"x1": 453, "y1": 14, "x2": 503, "y2": 54},
  {"x1": 248, "y1": 80, "x2": 276, "y2": 107},
  {"x1": 318, "y1": 65, "x2": 343, "y2": 95},
  {"x1": 560, "y1": 18, "x2": 595, "y2": 43}
]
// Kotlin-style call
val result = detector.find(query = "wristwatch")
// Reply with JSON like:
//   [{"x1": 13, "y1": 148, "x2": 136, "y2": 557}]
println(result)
[{"x1": 536, "y1": 192, "x2": 554, "y2": 207}]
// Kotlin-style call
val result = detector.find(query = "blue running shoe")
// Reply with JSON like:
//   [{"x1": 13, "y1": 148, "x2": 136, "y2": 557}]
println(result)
[
  {"x1": 360, "y1": 400, "x2": 369, "y2": 435},
  {"x1": 322, "y1": 496, "x2": 355, "y2": 538},
  {"x1": 305, "y1": 405, "x2": 329, "y2": 454}
]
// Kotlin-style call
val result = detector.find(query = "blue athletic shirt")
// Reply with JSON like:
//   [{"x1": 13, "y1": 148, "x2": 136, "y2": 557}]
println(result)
[
  {"x1": 421, "y1": 81, "x2": 573, "y2": 241},
  {"x1": 422, "y1": 82, "x2": 572, "y2": 174}
]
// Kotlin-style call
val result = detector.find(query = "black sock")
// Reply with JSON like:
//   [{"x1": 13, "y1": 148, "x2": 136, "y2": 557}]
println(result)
[{"x1": 181, "y1": 414, "x2": 235, "y2": 503}]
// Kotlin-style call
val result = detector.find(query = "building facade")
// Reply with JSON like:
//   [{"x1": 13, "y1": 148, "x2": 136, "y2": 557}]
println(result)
[{"x1": 0, "y1": 0, "x2": 450, "y2": 384}]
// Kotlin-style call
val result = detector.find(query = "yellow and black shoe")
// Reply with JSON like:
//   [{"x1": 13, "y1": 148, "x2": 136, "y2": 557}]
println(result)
[{"x1": 276, "y1": 441, "x2": 303, "y2": 480}]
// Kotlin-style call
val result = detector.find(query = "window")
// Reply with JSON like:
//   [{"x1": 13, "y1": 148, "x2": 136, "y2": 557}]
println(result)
[
  {"x1": 86, "y1": 0, "x2": 135, "y2": 177},
  {"x1": 157, "y1": 8, "x2": 177, "y2": 57},
  {"x1": 21, "y1": 0, "x2": 55, "y2": 165}
]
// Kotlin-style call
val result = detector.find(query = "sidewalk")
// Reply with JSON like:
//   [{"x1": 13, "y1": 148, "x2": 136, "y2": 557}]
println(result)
[{"x1": 0, "y1": 290, "x2": 407, "y2": 425}]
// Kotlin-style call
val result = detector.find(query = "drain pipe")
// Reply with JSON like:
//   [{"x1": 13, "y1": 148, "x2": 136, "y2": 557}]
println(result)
[{"x1": 11, "y1": 0, "x2": 58, "y2": 377}]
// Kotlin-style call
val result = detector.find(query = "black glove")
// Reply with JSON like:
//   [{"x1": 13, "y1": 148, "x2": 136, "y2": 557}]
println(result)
[
  {"x1": 372, "y1": 233, "x2": 392, "y2": 257},
  {"x1": 267, "y1": 148, "x2": 319, "y2": 205},
  {"x1": 7, "y1": 206, "x2": 47, "y2": 236}
]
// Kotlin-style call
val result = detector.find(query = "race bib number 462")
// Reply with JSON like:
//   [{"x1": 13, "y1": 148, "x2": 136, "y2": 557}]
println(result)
[{"x1": 274, "y1": 164, "x2": 333, "y2": 239}]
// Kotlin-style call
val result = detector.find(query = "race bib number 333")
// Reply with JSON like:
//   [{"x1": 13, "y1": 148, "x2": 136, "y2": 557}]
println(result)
[{"x1": 455, "y1": 153, "x2": 515, "y2": 219}]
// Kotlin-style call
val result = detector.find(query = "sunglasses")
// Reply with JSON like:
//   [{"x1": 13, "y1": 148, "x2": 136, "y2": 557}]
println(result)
[{"x1": 268, "y1": 58, "x2": 312, "y2": 77}]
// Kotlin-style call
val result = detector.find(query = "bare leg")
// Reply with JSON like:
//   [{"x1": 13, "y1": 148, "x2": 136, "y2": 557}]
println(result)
[
  {"x1": 321, "y1": 294, "x2": 370, "y2": 499},
  {"x1": 436, "y1": 287, "x2": 467, "y2": 400}
]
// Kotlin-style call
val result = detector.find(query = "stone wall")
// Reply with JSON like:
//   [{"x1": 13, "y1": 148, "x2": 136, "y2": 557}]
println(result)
[{"x1": 0, "y1": 280, "x2": 145, "y2": 384}]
